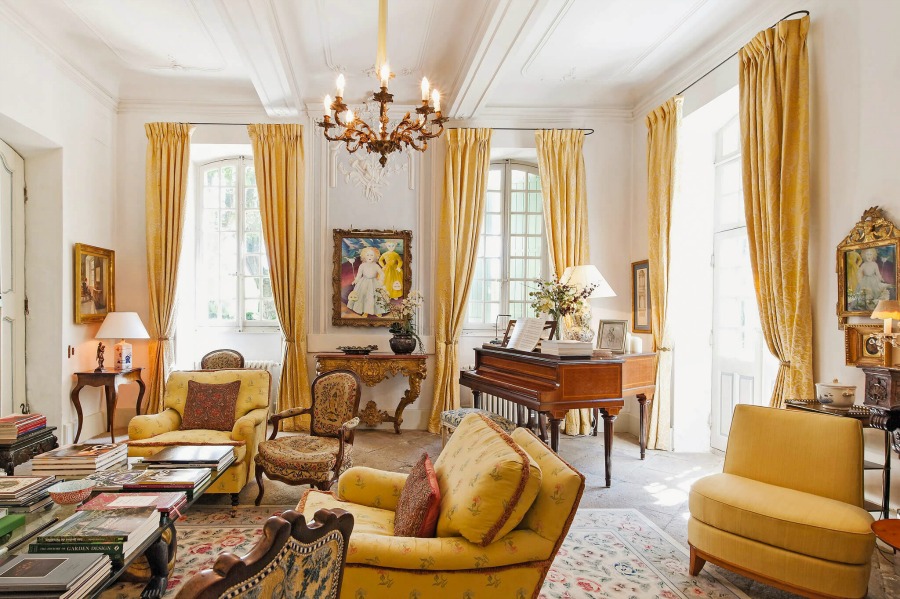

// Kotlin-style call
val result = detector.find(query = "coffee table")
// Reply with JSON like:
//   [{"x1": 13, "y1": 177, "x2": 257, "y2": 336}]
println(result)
[{"x1": 0, "y1": 464, "x2": 229, "y2": 598}]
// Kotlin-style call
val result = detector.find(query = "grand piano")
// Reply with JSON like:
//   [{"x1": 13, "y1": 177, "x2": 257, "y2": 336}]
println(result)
[{"x1": 459, "y1": 345, "x2": 657, "y2": 487}]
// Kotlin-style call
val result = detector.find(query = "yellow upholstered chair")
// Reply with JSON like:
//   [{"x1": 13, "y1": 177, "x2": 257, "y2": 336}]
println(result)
[
  {"x1": 689, "y1": 404, "x2": 876, "y2": 599},
  {"x1": 128, "y1": 369, "x2": 271, "y2": 506},
  {"x1": 299, "y1": 412, "x2": 585, "y2": 599}
]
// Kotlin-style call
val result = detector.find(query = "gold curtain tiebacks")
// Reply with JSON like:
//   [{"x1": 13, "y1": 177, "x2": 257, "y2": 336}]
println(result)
[
  {"x1": 658, "y1": 346, "x2": 672, "y2": 352},
  {"x1": 779, "y1": 361, "x2": 791, "y2": 367},
  {"x1": 156, "y1": 337, "x2": 171, "y2": 341},
  {"x1": 441, "y1": 340, "x2": 457, "y2": 346}
]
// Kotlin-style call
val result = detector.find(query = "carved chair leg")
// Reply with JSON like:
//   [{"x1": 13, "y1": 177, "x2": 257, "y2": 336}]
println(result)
[
  {"x1": 689, "y1": 545, "x2": 706, "y2": 576},
  {"x1": 254, "y1": 468, "x2": 266, "y2": 506},
  {"x1": 315, "y1": 480, "x2": 331, "y2": 491},
  {"x1": 230, "y1": 493, "x2": 239, "y2": 517}
]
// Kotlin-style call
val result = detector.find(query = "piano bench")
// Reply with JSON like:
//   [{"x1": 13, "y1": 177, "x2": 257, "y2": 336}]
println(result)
[{"x1": 440, "y1": 408, "x2": 516, "y2": 446}]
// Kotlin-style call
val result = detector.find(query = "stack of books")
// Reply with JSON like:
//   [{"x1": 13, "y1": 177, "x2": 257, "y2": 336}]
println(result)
[
  {"x1": 31, "y1": 444, "x2": 128, "y2": 478},
  {"x1": 121, "y1": 469, "x2": 212, "y2": 500},
  {"x1": 0, "y1": 476, "x2": 56, "y2": 513},
  {"x1": 540, "y1": 340, "x2": 594, "y2": 357},
  {"x1": 0, "y1": 553, "x2": 111, "y2": 599},
  {"x1": 142, "y1": 445, "x2": 235, "y2": 472},
  {"x1": 0, "y1": 414, "x2": 47, "y2": 443},
  {"x1": 29, "y1": 507, "x2": 159, "y2": 565},
  {"x1": 80, "y1": 492, "x2": 188, "y2": 520}
]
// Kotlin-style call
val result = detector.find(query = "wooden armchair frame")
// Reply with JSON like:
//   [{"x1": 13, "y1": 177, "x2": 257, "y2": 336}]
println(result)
[
  {"x1": 200, "y1": 349, "x2": 245, "y2": 369},
  {"x1": 176, "y1": 508, "x2": 353, "y2": 599},
  {"x1": 255, "y1": 369, "x2": 362, "y2": 505}
]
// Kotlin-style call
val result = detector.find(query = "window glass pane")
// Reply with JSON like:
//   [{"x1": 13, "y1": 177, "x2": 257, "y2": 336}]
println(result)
[
  {"x1": 486, "y1": 191, "x2": 502, "y2": 213},
  {"x1": 526, "y1": 259, "x2": 541, "y2": 278},
  {"x1": 222, "y1": 188, "x2": 236, "y2": 209},
  {"x1": 245, "y1": 232, "x2": 262, "y2": 254},
  {"x1": 485, "y1": 258, "x2": 501, "y2": 280},
  {"x1": 263, "y1": 299, "x2": 277, "y2": 320},
  {"x1": 486, "y1": 302, "x2": 500, "y2": 323},
  {"x1": 243, "y1": 255, "x2": 261, "y2": 276},
  {"x1": 509, "y1": 281, "x2": 525, "y2": 302},
  {"x1": 220, "y1": 210, "x2": 237, "y2": 231},
  {"x1": 527, "y1": 214, "x2": 542, "y2": 235},
  {"x1": 222, "y1": 166, "x2": 236, "y2": 186},
  {"x1": 510, "y1": 302, "x2": 526, "y2": 319},
  {"x1": 203, "y1": 187, "x2": 218, "y2": 208},
  {"x1": 510, "y1": 214, "x2": 525, "y2": 234},
  {"x1": 527, "y1": 172, "x2": 541, "y2": 191},
  {"x1": 262, "y1": 278, "x2": 273, "y2": 298},
  {"x1": 485, "y1": 236, "x2": 502, "y2": 258},
  {"x1": 487, "y1": 169, "x2": 502, "y2": 191},
  {"x1": 527, "y1": 193, "x2": 542, "y2": 213},
  {"x1": 205, "y1": 168, "x2": 219, "y2": 186},
  {"x1": 487, "y1": 281, "x2": 501, "y2": 302},
  {"x1": 202, "y1": 210, "x2": 219, "y2": 232},
  {"x1": 245, "y1": 188, "x2": 259, "y2": 209},
  {"x1": 221, "y1": 299, "x2": 236, "y2": 321},
  {"x1": 244, "y1": 277, "x2": 262, "y2": 299},
  {"x1": 510, "y1": 236, "x2": 525, "y2": 256},
  {"x1": 244, "y1": 299, "x2": 261, "y2": 321},
  {"x1": 511, "y1": 192, "x2": 525, "y2": 212},
  {"x1": 718, "y1": 160, "x2": 741, "y2": 195},
  {"x1": 468, "y1": 302, "x2": 483, "y2": 323},
  {"x1": 244, "y1": 166, "x2": 256, "y2": 187},
  {"x1": 509, "y1": 258, "x2": 525, "y2": 279},
  {"x1": 244, "y1": 210, "x2": 262, "y2": 232},
  {"x1": 526, "y1": 236, "x2": 542, "y2": 257},
  {"x1": 471, "y1": 281, "x2": 483, "y2": 301},
  {"x1": 721, "y1": 120, "x2": 739, "y2": 156},
  {"x1": 511, "y1": 169, "x2": 526, "y2": 190},
  {"x1": 484, "y1": 214, "x2": 502, "y2": 234}
]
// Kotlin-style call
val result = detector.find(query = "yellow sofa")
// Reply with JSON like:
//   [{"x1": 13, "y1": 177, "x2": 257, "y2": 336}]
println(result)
[
  {"x1": 299, "y1": 413, "x2": 585, "y2": 599},
  {"x1": 128, "y1": 369, "x2": 271, "y2": 504},
  {"x1": 688, "y1": 404, "x2": 875, "y2": 599}
]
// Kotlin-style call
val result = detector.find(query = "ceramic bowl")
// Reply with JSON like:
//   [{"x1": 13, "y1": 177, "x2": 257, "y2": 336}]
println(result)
[
  {"x1": 815, "y1": 379, "x2": 856, "y2": 409},
  {"x1": 47, "y1": 479, "x2": 95, "y2": 505}
]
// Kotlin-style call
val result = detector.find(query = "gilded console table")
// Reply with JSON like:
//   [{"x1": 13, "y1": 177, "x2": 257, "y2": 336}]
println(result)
[{"x1": 315, "y1": 353, "x2": 427, "y2": 434}]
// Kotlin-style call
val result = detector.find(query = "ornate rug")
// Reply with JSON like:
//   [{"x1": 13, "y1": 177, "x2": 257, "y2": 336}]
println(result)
[{"x1": 99, "y1": 507, "x2": 749, "y2": 599}]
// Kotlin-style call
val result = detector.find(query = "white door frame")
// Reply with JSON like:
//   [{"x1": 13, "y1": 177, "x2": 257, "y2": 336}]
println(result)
[{"x1": 0, "y1": 138, "x2": 26, "y2": 417}]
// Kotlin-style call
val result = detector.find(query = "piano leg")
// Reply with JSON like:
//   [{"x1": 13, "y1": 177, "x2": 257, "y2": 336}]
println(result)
[
  {"x1": 549, "y1": 417, "x2": 562, "y2": 453},
  {"x1": 472, "y1": 390, "x2": 482, "y2": 409},
  {"x1": 592, "y1": 408, "x2": 599, "y2": 436},
  {"x1": 600, "y1": 409, "x2": 617, "y2": 487},
  {"x1": 538, "y1": 413, "x2": 548, "y2": 443},
  {"x1": 637, "y1": 393, "x2": 650, "y2": 460}
]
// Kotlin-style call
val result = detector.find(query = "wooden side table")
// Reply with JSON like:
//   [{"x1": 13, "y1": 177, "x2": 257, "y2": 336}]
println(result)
[
  {"x1": 0, "y1": 426, "x2": 58, "y2": 475},
  {"x1": 71, "y1": 368, "x2": 145, "y2": 443},
  {"x1": 315, "y1": 353, "x2": 428, "y2": 434},
  {"x1": 872, "y1": 519, "x2": 900, "y2": 552}
]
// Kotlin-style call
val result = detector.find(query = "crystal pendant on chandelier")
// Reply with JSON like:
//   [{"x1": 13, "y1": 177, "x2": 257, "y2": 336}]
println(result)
[{"x1": 317, "y1": 0, "x2": 447, "y2": 167}]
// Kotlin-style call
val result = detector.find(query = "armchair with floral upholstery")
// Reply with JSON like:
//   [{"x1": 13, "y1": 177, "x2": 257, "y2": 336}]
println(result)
[
  {"x1": 127, "y1": 369, "x2": 271, "y2": 506},
  {"x1": 254, "y1": 369, "x2": 362, "y2": 505}
]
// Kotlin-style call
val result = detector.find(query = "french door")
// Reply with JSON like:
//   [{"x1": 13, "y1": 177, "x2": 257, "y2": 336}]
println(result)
[{"x1": 0, "y1": 138, "x2": 25, "y2": 417}]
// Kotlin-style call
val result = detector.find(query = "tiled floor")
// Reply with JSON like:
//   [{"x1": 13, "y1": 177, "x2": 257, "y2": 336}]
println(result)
[{"x1": 103, "y1": 426, "x2": 900, "y2": 598}]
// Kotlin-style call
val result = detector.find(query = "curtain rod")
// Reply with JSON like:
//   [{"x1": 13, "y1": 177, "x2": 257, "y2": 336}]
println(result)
[
  {"x1": 448, "y1": 127, "x2": 595, "y2": 135},
  {"x1": 190, "y1": 122, "x2": 252, "y2": 126},
  {"x1": 676, "y1": 10, "x2": 810, "y2": 97}
]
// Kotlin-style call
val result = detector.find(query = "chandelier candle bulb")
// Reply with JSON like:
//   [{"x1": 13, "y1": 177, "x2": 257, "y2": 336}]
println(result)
[
  {"x1": 346, "y1": 109, "x2": 355, "y2": 124},
  {"x1": 336, "y1": 73, "x2": 345, "y2": 98},
  {"x1": 380, "y1": 63, "x2": 390, "y2": 88},
  {"x1": 432, "y1": 89, "x2": 440, "y2": 113},
  {"x1": 421, "y1": 77, "x2": 429, "y2": 101},
  {"x1": 324, "y1": 95, "x2": 332, "y2": 115}
]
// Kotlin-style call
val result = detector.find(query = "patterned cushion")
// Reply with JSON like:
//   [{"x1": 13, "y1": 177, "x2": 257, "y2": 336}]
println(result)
[
  {"x1": 181, "y1": 380, "x2": 241, "y2": 431},
  {"x1": 440, "y1": 408, "x2": 515, "y2": 433},
  {"x1": 312, "y1": 372, "x2": 359, "y2": 437},
  {"x1": 393, "y1": 453, "x2": 441, "y2": 538},
  {"x1": 256, "y1": 435, "x2": 354, "y2": 483},
  {"x1": 201, "y1": 350, "x2": 244, "y2": 370},
  {"x1": 433, "y1": 413, "x2": 542, "y2": 546},
  {"x1": 164, "y1": 370, "x2": 271, "y2": 419}
]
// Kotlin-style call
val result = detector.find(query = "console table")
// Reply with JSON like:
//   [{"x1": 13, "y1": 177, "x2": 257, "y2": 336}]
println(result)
[
  {"x1": 314, "y1": 353, "x2": 428, "y2": 434},
  {"x1": 70, "y1": 368, "x2": 145, "y2": 443},
  {"x1": 0, "y1": 426, "x2": 58, "y2": 475}
]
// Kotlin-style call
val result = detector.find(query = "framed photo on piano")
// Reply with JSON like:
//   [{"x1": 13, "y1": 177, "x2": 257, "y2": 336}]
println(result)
[{"x1": 597, "y1": 319, "x2": 628, "y2": 354}]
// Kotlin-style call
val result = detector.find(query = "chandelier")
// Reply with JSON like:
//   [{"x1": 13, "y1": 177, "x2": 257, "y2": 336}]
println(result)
[{"x1": 317, "y1": 0, "x2": 447, "y2": 167}]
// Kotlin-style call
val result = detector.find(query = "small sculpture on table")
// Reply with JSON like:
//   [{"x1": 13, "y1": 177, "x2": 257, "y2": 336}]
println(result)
[{"x1": 95, "y1": 342, "x2": 105, "y2": 372}]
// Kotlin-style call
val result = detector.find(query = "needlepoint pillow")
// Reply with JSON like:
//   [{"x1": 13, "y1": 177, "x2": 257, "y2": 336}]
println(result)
[
  {"x1": 181, "y1": 380, "x2": 242, "y2": 431},
  {"x1": 433, "y1": 413, "x2": 542, "y2": 546},
  {"x1": 393, "y1": 452, "x2": 441, "y2": 538}
]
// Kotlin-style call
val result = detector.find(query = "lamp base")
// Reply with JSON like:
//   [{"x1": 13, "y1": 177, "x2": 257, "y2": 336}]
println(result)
[{"x1": 114, "y1": 340, "x2": 133, "y2": 371}]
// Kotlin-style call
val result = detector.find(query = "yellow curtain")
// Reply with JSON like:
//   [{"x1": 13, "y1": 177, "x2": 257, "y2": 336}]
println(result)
[
  {"x1": 247, "y1": 124, "x2": 312, "y2": 430},
  {"x1": 645, "y1": 98, "x2": 682, "y2": 451},
  {"x1": 739, "y1": 16, "x2": 814, "y2": 407},
  {"x1": 427, "y1": 129, "x2": 492, "y2": 434},
  {"x1": 535, "y1": 129, "x2": 591, "y2": 436},
  {"x1": 144, "y1": 122, "x2": 193, "y2": 414}
]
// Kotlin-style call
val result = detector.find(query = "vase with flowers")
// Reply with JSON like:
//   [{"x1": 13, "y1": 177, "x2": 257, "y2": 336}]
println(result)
[
  {"x1": 376, "y1": 289, "x2": 424, "y2": 354},
  {"x1": 529, "y1": 276, "x2": 596, "y2": 340}
]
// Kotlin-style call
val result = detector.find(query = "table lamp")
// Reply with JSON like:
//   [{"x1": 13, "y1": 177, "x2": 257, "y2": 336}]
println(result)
[
  {"x1": 559, "y1": 265, "x2": 616, "y2": 342},
  {"x1": 872, "y1": 300, "x2": 900, "y2": 347},
  {"x1": 96, "y1": 312, "x2": 150, "y2": 371}
]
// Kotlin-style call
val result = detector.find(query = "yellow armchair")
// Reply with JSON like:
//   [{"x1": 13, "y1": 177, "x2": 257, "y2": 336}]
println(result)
[
  {"x1": 689, "y1": 404, "x2": 876, "y2": 599},
  {"x1": 299, "y1": 414, "x2": 585, "y2": 599},
  {"x1": 128, "y1": 369, "x2": 271, "y2": 504}
]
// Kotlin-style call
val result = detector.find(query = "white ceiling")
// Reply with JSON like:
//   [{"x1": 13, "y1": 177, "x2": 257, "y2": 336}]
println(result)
[{"x1": 0, "y1": 0, "x2": 771, "y2": 117}]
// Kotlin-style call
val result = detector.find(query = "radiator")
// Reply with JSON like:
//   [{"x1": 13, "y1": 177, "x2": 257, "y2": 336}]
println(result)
[
  {"x1": 245, "y1": 360, "x2": 282, "y2": 411},
  {"x1": 480, "y1": 393, "x2": 520, "y2": 423}
]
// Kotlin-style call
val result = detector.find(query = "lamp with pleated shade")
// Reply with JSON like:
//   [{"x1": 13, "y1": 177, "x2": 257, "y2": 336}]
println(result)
[
  {"x1": 96, "y1": 312, "x2": 150, "y2": 371},
  {"x1": 872, "y1": 300, "x2": 900, "y2": 336},
  {"x1": 559, "y1": 265, "x2": 616, "y2": 298}
]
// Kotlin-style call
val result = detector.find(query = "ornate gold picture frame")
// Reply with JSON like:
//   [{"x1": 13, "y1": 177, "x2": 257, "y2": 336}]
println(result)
[
  {"x1": 837, "y1": 207, "x2": 900, "y2": 323},
  {"x1": 844, "y1": 324, "x2": 891, "y2": 367},
  {"x1": 74, "y1": 243, "x2": 115, "y2": 324},
  {"x1": 332, "y1": 229, "x2": 412, "y2": 327}
]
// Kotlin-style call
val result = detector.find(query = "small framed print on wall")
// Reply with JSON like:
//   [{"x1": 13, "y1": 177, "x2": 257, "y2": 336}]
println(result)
[
  {"x1": 74, "y1": 243, "x2": 115, "y2": 324},
  {"x1": 631, "y1": 260, "x2": 651, "y2": 334},
  {"x1": 844, "y1": 324, "x2": 891, "y2": 367}
]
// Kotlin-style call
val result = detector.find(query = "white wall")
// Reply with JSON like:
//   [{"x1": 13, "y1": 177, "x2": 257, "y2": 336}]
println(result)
[
  {"x1": 630, "y1": 0, "x2": 900, "y2": 510},
  {"x1": 0, "y1": 16, "x2": 117, "y2": 444}
]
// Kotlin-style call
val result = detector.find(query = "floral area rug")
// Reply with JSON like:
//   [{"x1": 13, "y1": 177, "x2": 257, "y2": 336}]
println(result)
[{"x1": 100, "y1": 507, "x2": 749, "y2": 599}]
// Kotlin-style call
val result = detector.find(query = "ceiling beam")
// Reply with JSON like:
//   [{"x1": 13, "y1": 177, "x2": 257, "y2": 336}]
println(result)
[
  {"x1": 446, "y1": 0, "x2": 547, "y2": 120},
  {"x1": 212, "y1": 0, "x2": 302, "y2": 118}
]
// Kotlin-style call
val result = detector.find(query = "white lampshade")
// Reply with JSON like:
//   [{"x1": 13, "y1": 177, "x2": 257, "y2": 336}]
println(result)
[
  {"x1": 96, "y1": 312, "x2": 150, "y2": 340},
  {"x1": 560, "y1": 265, "x2": 616, "y2": 298}
]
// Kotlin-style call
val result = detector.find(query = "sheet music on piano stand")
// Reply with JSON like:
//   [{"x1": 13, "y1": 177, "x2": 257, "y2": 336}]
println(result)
[{"x1": 505, "y1": 317, "x2": 547, "y2": 352}]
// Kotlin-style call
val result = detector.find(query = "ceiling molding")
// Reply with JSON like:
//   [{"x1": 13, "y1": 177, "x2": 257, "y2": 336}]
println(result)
[
  {"x1": 519, "y1": 0, "x2": 574, "y2": 76},
  {"x1": 117, "y1": 99, "x2": 272, "y2": 117},
  {"x1": 213, "y1": 0, "x2": 301, "y2": 117},
  {"x1": 610, "y1": 0, "x2": 711, "y2": 80},
  {"x1": 630, "y1": 0, "x2": 786, "y2": 119},
  {"x1": 0, "y1": 2, "x2": 118, "y2": 112},
  {"x1": 447, "y1": 0, "x2": 547, "y2": 120},
  {"x1": 473, "y1": 104, "x2": 633, "y2": 123}
]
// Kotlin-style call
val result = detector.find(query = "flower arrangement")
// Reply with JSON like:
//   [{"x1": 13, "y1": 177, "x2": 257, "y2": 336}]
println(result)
[
  {"x1": 376, "y1": 288, "x2": 424, "y2": 349},
  {"x1": 529, "y1": 276, "x2": 596, "y2": 328}
]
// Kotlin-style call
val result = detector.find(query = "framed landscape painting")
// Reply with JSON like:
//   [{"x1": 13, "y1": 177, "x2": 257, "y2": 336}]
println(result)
[
  {"x1": 332, "y1": 229, "x2": 412, "y2": 327},
  {"x1": 74, "y1": 243, "x2": 115, "y2": 324}
]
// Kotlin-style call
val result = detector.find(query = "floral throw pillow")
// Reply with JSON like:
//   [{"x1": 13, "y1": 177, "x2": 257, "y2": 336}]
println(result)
[
  {"x1": 181, "y1": 380, "x2": 242, "y2": 431},
  {"x1": 393, "y1": 453, "x2": 441, "y2": 538}
]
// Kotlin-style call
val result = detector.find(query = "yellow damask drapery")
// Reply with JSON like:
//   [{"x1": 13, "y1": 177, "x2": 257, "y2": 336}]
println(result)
[
  {"x1": 645, "y1": 97, "x2": 681, "y2": 451},
  {"x1": 739, "y1": 16, "x2": 814, "y2": 407},
  {"x1": 428, "y1": 129, "x2": 492, "y2": 434},
  {"x1": 247, "y1": 124, "x2": 312, "y2": 430},
  {"x1": 144, "y1": 122, "x2": 193, "y2": 414},
  {"x1": 535, "y1": 129, "x2": 591, "y2": 436}
]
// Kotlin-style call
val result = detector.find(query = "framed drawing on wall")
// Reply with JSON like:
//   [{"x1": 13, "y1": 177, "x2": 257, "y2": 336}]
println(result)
[
  {"x1": 332, "y1": 229, "x2": 412, "y2": 327},
  {"x1": 837, "y1": 207, "x2": 900, "y2": 321},
  {"x1": 632, "y1": 260, "x2": 651, "y2": 333},
  {"x1": 74, "y1": 243, "x2": 115, "y2": 324}
]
